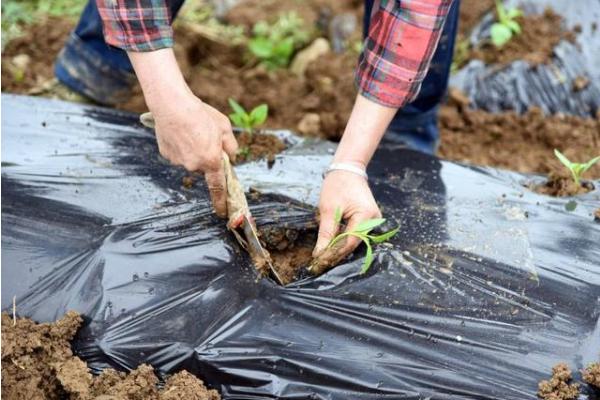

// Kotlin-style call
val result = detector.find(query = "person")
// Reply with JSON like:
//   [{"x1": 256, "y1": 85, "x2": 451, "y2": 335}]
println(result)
[{"x1": 54, "y1": 0, "x2": 459, "y2": 268}]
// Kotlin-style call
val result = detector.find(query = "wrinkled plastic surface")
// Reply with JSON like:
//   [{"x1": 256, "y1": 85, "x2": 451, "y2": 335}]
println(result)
[
  {"x1": 2, "y1": 95, "x2": 600, "y2": 399},
  {"x1": 451, "y1": 0, "x2": 600, "y2": 117}
]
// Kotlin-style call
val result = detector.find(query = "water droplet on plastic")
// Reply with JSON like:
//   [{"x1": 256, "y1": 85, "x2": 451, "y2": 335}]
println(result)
[
  {"x1": 426, "y1": 333, "x2": 432, "y2": 340},
  {"x1": 148, "y1": 287, "x2": 155, "y2": 295},
  {"x1": 286, "y1": 341, "x2": 293, "y2": 347},
  {"x1": 375, "y1": 352, "x2": 383, "y2": 358},
  {"x1": 456, "y1": 335, "x2": 463, "y2": 342},
  {"x1": 408, "y1": 329, "x2": 415, "y2": 336},
  {"x1": 143, "y1": 272, "x2": 149, "y2": 278},
  {"x1": 132, "y1": 273, "x2": 139, "y2": 281}
]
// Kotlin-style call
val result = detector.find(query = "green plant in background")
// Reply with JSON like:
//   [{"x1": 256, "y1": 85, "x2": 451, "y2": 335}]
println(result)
[
  {"x1": 554, "y1": 149, "x2": 600, "y2": 186},
  {"x1": 1, "y1": 0, "x2": 84, "y2": 48},
  {"x1": 490, "y1": 0, "x2": 522, "y2": 47},
  {"x1": 328, "y1": 209, "x2": 399, "y2": 273},
  {"x1": 228, "y1": 98, "x2": 268, "y2": 133},
  {"x1": 248, "y1": 11, "x2": 310, "y2": 69}
]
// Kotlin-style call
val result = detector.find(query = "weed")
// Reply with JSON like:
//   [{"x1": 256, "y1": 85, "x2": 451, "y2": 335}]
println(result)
[
  {"x1": 328, "y1": 209, "x2": 399, "y2": 273},
  {"x1": 490, "y1": 0, "x2": 522, "y2": 47},
  {"x1": 248, "y1": 12, "x2": 310, "y2": 69},
  {"x1": 228, "y1": 98, "x2": 268, "y2": 134},
  {"x1": 554, "y1": 149, "x2": 600, "y2": 186},
  {"x1": 238, "y1": 146, "x2": 251, "y2": 159}
]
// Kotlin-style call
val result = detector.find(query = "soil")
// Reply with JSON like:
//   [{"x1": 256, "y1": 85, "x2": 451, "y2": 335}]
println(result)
[
  {"x1": 260, "y1": 224, "x2": 318, "y2": 285},
  {"x1": 469, "y1": 8, "x2": 575, "y2": 66},
  {"x1": 438, "y1": 89, "x2": 600, "y2": 195},
  {"x1": 1, "y1": 311, "x2": 220, "y2": 400},
  {"x1": 530, "y1": 174, "x2": 595, "y2": 197},
  {"x1": 1, "y1": 16, "x2": 72, "y2": 94},
  {"x1": 237, "y1": 131, "x2": 287, "y2": 163},
  {"x1": 537, "y1": 363, "x2": 580, "y2": 400},
  {"x1": 595, "y1": 209, "x2": 600, "y2": 222},
  {"x1": 583, "y1": 362, "x2": 600, "y2": 389},
  {"x1": 2, "y1": 0, "x2": 599, "y2": 182}
]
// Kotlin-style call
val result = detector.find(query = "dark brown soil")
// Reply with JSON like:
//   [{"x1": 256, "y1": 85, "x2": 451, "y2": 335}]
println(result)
[
  {"x1": 438, "y1": 89, "x2": 600, "y2": 192},
  {"x1": 470, "y1": 8, "x2": 574, "y2": 65},
  {"x1": 457, "y1": 0, "x2": 494, "y2": 37},
  {"x1": 237, "y1": 131, "x2": 287, "y2": 163},
  {"x1": 595, "y1": 209, "x2": 600, "y2": 222},
  {"x1": 583, "y1": 362, "x2": 600, "y2": 389},
  {"x1": 538, "y1": 363, "x2": 580, "y2": 400},
  {"x1": 1, "y1": 312, "x2": 220, "y2": 400},
  {"x1": 259, "y1": 224, "x2": 318, "y2": 285}
]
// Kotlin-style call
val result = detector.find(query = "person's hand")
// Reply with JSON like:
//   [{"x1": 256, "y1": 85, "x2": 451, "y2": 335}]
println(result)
[
  {"x1": 311, "y1": 168, "x2": 381, "y2": 274},
  {"x1": 151, "y1": 92, "x2": 238, "y2": 217},
  {"x1": 127, "y1": 48, "x2": 238, "y2": 218}
]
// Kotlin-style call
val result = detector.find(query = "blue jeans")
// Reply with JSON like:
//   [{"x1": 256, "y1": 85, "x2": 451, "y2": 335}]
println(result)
[
  {"x1": 56, "y1": 0, "x2": 459, "y2": 154},
  {"x1": 364, "y1": 0, "x2": 460, "y2": 154},
  {"x1": 55, "y1": 0, "x2": 185, "y2": 105}
]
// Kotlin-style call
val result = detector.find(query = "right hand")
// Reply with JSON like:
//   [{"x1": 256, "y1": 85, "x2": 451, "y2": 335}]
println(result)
[{"x1": 151, "y1": 92, "x2": 239, "y2": 217}]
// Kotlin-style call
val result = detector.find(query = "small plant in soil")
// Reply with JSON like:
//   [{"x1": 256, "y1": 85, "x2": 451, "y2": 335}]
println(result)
[
  {"x1": 554, "y1": 149, "x2": 600, "y2": 187},
  {"x1": 328, "y1": 208, "x2": 399, "y2": 273},
  {"x1": 228, "y1": 98, "x2": 268, "y2": 134},
  {"x1": 248, "y1": 11, "x2": 310, "y2": 69},
  {"x1": 490, "y1": 0, "x2": 522, "y2": 47}
]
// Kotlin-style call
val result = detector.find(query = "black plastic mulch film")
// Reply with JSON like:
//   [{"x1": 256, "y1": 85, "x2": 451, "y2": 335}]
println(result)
[
  {"x1": 2, "y1": 95, "x2": 600, "y2": 399},
  {"x1": 451, "y1": 0, "x2": 600, "y2": 117}
]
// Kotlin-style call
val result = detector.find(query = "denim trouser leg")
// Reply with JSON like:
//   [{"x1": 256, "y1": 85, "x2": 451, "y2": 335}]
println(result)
[
  {"x1": 363, "y1": 0, "x2": 460, "y2": 154},
  {"x1": 55, "y1": 0, "x2": 185, "y2": 105}
]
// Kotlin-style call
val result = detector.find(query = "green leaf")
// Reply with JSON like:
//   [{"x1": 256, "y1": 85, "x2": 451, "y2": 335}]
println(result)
[
  {"x1": 554, "y1": 149, "x2": 573, "y2": 170},
  {"x1": 506, "y1": 19, "x2": 521, "y2": 34},
  {"x1": 361, "y1": 242, "x2": 374, "y2": 273},
  {"x1": 490, "y1": 23, "x2": 513, "y2": 47},
  {"x1": 355, "y1": 218, "x2": 386, "y2": 234},
  {"x1": 334, "y1": 207, "x2": 342, "y2": 224},
  {"x1": 250, "y1": 104, "x2": 268, "y2": 126},
  {"x1": 248, "y1": 37, "x2": 274, "y2": 58},
  {"x1": 228, "y1": 113, "x2": 245, "y2": 128},
  {"x1": 228, "y1": 98, "x2": 247, "y2": 116},
  {"x1": 495, "y1": 0, "x2": 507, "y2": 22},
  {"x1": 506, "y1": 7, "x2": 522, "y2": 20},
  {"x1": 369, "y1": 227, "x2": 400, "y2": 244},
  {"x1": 581, "y1": 156, "x2": 600, "y2": 174}
]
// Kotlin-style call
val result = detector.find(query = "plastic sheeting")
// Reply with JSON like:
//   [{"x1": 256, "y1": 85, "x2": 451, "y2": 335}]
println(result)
[
  {"x1": 2, "y1": 94, "x2": 600, "y2": 399},
  {"x1": 451, "y1": 0, "x2": 600, "y2": 117}
]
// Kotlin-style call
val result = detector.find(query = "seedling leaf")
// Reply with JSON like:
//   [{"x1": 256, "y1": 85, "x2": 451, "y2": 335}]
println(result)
[
  {"x1": 554, "y1": 149, "x2": 572, "y2": 169},
  {"x1": 250, "y1": 104, "x2": 268, "y2": 126},
  {"x1": 355, "y1": 218, "x2": 386, "y2": 233},
  {"x1": 229, "y1": 113, "x2": 245, "y2": 128},
  {"x1": 581, "y1": 156, "x2": 600, "y2": 173},
  {"x1": 228, "y1": 98, "x2": 246, "y2": 116},
  {"x1": 491, "y1": 23, "x2": 512, "y2": 47},
  {"x1": 506, "y1": 7, "x2": 522, "y2": 19},
  {"x1": 369, "y1": 226, "x2": 400, "y2": 244},
  {"x1": 361, "y1": 243, "x2": 374, "y2": 273},
  {"x1": 248, "y1": 37, "x2": 273, "y2": 58},
  {"x1": 506, "y1": 19, "x2": 521, "y2": 34}
]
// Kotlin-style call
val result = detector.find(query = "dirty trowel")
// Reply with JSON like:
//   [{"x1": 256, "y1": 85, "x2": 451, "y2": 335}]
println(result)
[{"x1": 139, "y1": 112, "x2": 282, "y2": 284}]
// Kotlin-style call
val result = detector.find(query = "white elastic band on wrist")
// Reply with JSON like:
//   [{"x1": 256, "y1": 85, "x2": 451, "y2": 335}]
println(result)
[{"x1": 325, "y1": 163, "x2": 368, "y2": 180}]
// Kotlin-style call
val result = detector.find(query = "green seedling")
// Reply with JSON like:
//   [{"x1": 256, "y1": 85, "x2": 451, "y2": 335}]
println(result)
[
  {"x1": 554, "y1": 149, "x2": 600, "y2": 186},
  {"x1": 228, "y1": 98, "x2": 268, "y2": 134},
  {"x1": 490, "y1": 0, "x2": 522, "y2": 47},
  {"x1": 248, "y1": 12, "x2": 310, "y2": 69},
  {"x1": 328, "y1": 209, "x2": 399, "y2": 273}
]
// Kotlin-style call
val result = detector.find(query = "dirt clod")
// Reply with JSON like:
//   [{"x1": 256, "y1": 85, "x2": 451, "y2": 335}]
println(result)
[
  {"x1": 236, "y1": 131, "x2": 286, "y2": 163},
  {"x1": 538, "y1": 363, "x2": 579, "y2": 400},
  {"x1": 1, "y1": 312, "x2": 220, "y2": 400},
  {"x1": 530, "y1": 173, "x2": 595, "y2": 197},
  {"x1": 582, "y1": 362, "x2": 600, "y2": 389}
]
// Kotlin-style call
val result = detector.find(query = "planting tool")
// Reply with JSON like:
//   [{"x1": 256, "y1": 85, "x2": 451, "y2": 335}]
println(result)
[{"x1": 139, "y1": 112, "x2": 282, "y2": 284}]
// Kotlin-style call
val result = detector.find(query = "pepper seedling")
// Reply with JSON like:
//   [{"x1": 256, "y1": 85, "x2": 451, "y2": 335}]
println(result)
[
  {"x1": 328, "y1": 208, "x2": 399, "y2": 273},
  {"x1": 228, "y1": 98, "x2": 268, "y2": 134},
  {"x1": 554, "y1": 149, "x2": 600, "y2": 186},
  {"x1": 490, "y1": 0, "x2": 522, "y2": 47}
]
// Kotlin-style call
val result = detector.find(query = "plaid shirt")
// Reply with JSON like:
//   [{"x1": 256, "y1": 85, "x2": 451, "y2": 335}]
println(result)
[{"x1": 96, "y1": 0, "x2": 454, "y2": 108}]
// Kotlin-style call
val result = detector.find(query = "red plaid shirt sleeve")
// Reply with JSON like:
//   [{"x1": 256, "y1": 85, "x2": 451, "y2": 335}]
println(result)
[
  {"x1": 356, "y1": 0, "x2": 455, "y2": 108},
  {"x1": 96, "y1": 0, "x2": 174, "y2": 51}
]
